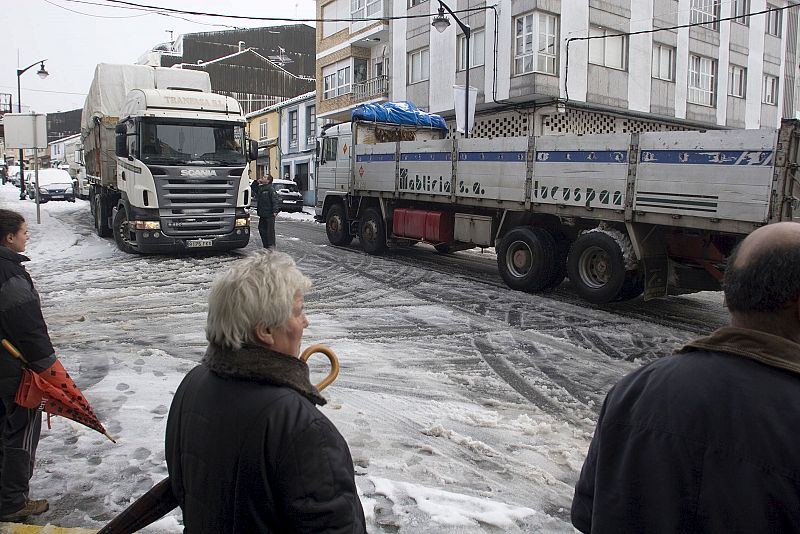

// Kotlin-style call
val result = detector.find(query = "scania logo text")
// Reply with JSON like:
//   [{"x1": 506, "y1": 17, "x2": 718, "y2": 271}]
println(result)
[{"x1": 180, "y1": 169, "x2": 218, "y2": 177}]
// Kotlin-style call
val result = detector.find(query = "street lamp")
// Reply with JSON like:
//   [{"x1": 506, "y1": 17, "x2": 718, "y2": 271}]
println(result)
[
  {"x1": 16, "y1": 59, "x2": 49, "y2": 199},
  {"x1": 432, "y1": 1, "x2": 471, "y2": 138}
]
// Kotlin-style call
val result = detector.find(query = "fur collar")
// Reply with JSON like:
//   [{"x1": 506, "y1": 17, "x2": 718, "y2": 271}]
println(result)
[{"x1": 202, "y1": 343, "x2": 326, "y2": 405}]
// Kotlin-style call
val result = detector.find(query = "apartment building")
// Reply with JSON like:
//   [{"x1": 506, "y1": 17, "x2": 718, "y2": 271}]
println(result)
[
  {"x1": 247, "y1": 92, "x2": 318, "y2": 204},
  {"x1": 316, "y1": 0, "x2": 391, "y2": 121},
  {"x1": 317, "y1": 0, "x2": 800, "y2": 136}
]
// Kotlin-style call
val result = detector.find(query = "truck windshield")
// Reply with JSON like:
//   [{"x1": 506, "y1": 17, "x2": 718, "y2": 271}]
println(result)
[{"x1": 140, "y1": 121, "x2": 246, "y2": 166}]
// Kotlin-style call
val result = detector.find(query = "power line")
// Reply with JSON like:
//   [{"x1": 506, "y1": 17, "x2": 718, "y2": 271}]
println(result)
[
  {"x1": 91, "y1": 0, "x2": 491, "y2": 23},
  {"x1": 43, "y1": 0, "x2": 149, "y2": 18},
  {"x1": 0, "y1": 85, "x2": 87, "y2": 96},
  {"x1": 57, "y1": 0, "x2": 242, "y2": 28}
]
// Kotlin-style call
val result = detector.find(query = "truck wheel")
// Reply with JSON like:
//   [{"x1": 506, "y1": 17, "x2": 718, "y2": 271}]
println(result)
[
  {"x1": 567, "y1": 232, "x2": 628, "y2": 304},
  {"x1": 359, "y1": 208, "x2": 386, "y2": 255},
  {"x1": 94, "y1": 194, "x2": 112, "y2": 238},
  {"x1": 113, "y1": 208, "x2": 137, "y2": 254},
  {"x1": 616, "y1": 271, "x2": 644, "y2": 302},
  {"x1": 326, "y1": 204, "x2": 353, "y2": 246},
  {"x1": 497, "y1": 226, "x2": 555, "y2": 292},
  {"x1": 434, "y1": 244, "x2": 451, "y2": 254}
]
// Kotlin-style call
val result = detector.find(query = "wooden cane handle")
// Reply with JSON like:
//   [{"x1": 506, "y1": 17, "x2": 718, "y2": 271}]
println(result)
[{"x1": 300, "y1": 344, "x2": 340, "y2": 391}]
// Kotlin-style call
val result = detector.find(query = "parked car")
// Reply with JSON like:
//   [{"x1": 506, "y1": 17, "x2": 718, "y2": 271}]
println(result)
[
  {"x1": 25, "y1": 169, "x2": 76, "y2": 202},
  {"x1": 8, "y1": 165, "x2": 21, "y2": 186},
  {"x1": 250, "y1": 178, "x2": 304, "y2": 212},
  {"x1": 272, "y1": 178, "x2": 304, "y2": 212}
]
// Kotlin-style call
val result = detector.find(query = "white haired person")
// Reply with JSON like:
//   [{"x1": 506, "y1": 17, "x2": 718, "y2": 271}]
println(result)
[
  {"x1": 0, "y1": 209, "x2": 51, "y2": 520},
  {"x1": 165, "y1": 250, "x2": 366, "y2": 532}
]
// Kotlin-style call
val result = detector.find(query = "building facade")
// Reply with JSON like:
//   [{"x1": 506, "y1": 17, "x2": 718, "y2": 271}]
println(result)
[
  {"x1": 316, "y1": 0, "x2": 800, "y2": 135},
  {"x1": 246, "y1": 106, "x2": 281, "y2": 183},
  {"x1": 278, "y1": 92, "x2": 317, "y2": 205},
  {"x1": 139, "y1": 25, "x2": 316, "y2": 115}
]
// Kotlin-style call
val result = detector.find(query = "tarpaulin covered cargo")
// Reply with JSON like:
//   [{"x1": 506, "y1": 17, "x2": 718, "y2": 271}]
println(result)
[{"x1": 352, "y1": 101, "x2": 448, "y2": 132}]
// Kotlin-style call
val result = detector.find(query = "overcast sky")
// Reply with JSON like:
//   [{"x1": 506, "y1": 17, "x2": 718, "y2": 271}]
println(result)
[{"x1": 1, "y1": 0, "x2": 317, "y2": 114}]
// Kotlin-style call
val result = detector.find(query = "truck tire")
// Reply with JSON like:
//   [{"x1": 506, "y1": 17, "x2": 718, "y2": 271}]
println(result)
[
  {"x1": 326, "y1": 204, "x2": 353, "y2": 246},
  {"x1": 567, "y1": 231, "x2": 628, "y2": 304},
  {"x1": 616, "y1": 271, "x2": 644, "y2": 301},
  {"x1": 113, "y1": 207, "x2": 137, "y2": 254},
  {"x1": 497, "y1": 226, "x2": 555, "y2": 292},
  {"x1": 94, "y1": 193, "x2": 112, "y2": 238},
  {"x1": 359, "y1": 207, "x2": 386, "y2": 255}
]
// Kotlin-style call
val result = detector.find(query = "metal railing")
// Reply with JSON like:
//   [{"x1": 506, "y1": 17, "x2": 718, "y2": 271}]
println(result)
[{"x1": 352, "y1": 75, "x2": 388, "y2": 103}]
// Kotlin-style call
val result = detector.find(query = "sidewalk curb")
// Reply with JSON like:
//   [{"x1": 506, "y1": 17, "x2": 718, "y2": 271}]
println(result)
[{"x1": 0, "y1": 523, "x2": 96, "y2": 534}]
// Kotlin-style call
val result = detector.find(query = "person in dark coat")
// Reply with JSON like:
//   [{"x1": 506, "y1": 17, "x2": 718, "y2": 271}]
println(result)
[
  {"x1": 256, "y1": 173, "x2": 281, "y2": 248},
  {"x1": 571, "y1": 221, "x2": 800, "y2": 533},
  {"x1": 0, "y1": 209, "x2": 52, "y2": 520},
  {"x1": 165, "y1": 250, "x2": 366, "y2": 532}
]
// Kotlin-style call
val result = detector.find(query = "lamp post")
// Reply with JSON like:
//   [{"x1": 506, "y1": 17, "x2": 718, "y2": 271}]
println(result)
[
  {"x1": 16, "y1": 59, "x2": 49, "y2": 199},
  {"x1": 432, "y1": 0, "x2": 471, "y2": 138}
]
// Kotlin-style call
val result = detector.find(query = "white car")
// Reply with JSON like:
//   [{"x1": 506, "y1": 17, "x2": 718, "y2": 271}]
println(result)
[
  {"x1": 272, "y1": 178, "x2": 305, "y2": 212},
  {"x1": 25, "y1": 168, "x2": 76, "y2": 202}
]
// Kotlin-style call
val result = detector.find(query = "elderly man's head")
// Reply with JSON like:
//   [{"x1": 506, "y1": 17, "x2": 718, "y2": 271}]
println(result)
[
  {"x1": 723, "y1": 222, "x2": 800, "y2": 338},
  {"x1": 206, "y1": 250, "x2": 311, "y2": 355}
]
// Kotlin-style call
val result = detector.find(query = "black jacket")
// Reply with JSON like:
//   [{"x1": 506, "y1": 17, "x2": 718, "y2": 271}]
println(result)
[
  {"x1": 572, "y1": 327, "x2": 800, "y2": 533},
  {"x1": 165, "y1": 343, "x2": 366, "y2": 533},
  {"x1": 0, "y1": 246, "x2": 56, "y2": 396},
  {"x1": 256, "y1": 182, "x2": 281, "y2": 218}
]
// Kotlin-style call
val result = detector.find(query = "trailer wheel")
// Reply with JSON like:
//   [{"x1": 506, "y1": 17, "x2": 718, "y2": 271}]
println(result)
[
  {"x1": 359, "y1": 208, "x2": 386, "y2": 255},
  {"x1": 113, "y1": 208, "x2": 137, "y2": 254},
  {"x1": 497, "y1": 226, "x2": 555, "y2": 292},
  {"x1": 94, "y1": 193, "x2": 112, "y2": 238},
  {"x1": 567, "y1": 232, "x2": 628, "y2": 304},
  {"x1": 434, "y1": 244, "x2": 451, "y2": 254},
  {"x1": 325, "y1": 204, "x2": 353, "y2": 246}
]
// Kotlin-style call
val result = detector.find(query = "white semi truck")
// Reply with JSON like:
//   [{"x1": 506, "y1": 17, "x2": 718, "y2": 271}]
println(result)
[
  {"x1": 315, "y1": 118, "x2": 800, "y2": 304},
  {"x1": 81, "y1": 63, "x2": 257, "y2": 253}
]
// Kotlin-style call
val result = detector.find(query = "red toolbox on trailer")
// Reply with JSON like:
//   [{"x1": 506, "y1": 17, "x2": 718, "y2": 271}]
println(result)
[{"x1": 393, "y1": 208, "x2": 454, "y2": 243}]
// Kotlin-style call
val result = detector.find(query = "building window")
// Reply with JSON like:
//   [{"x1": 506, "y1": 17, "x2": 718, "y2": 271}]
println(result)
[
  {"x1": 728, "y1": 65, "x2": 747, "y2": 98},
  {"x1": 289, "y1": 110, "x2": 298, "y2": 148},
  {"x1": 351, "y1": 0, "x2": 381, "y2": 18},
  {"x1": 732, "y1": 0, "x2": 750, "y2": 25},
  {"x1": 307, "y1": 106, "x2": 316, "y2": 142},
  {"x1": 766, "y1": 4, "x2": 782, "y2": 36},
  {"x1": 687, "y1": 54, "x2": 716, "y2": 106},
  {"x1": 408, "y1": 48, "x2": 430, "y2": 83},
  {"x1": 763, "y1": 74, "x2": 779, "y2": 105},
  {"x1": 588, "y1": 26, "x2": 627, "y2": 70},
  {"x1": 652, "y1": 44, "x2": 675, "y2": 81},
  {"x1": 323, "y1": 62, "x2": 351, "y2": 99},
  {"x1": 457, "y1": 29, "x2": 485, "y2": 70},
  {"x1": 408, "y1": 0, "x2": 427, "y2": 6},
  {"x1": 514, "y1": 12, "x2": 559, "y2": 75},
  {"x1": 373, "y1": 57, "x2": 388, "y2": 78},
  {"x1": 259, "y1": 118, "x2": 268, "y2": 140},
  {"x1": 690, "y1": 0, "x2": 720, "y2": 30}
]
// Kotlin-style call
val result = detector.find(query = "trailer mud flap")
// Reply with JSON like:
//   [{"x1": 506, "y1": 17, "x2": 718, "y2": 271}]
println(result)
[{"x1": 642, "y1": 255, "x2": 669, "y2": 300}]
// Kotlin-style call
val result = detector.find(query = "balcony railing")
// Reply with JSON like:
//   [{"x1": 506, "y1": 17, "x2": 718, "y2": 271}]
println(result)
[{"x1": 352, "y1": 75, "x2": 389, "y2": 103}]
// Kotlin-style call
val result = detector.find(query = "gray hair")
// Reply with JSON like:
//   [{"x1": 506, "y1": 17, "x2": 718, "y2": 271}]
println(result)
[{"x1": 206, "y1": 250, "x2": 311, "y2": 350}]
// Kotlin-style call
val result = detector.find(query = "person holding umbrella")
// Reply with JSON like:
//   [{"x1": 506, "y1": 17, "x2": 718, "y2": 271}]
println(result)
[
  {"x1": 165, "y1": 250, "x2": 365, "y2": 531},
  {"x1": 0, "y1": 209, "x2": 52, "y2": 520}
]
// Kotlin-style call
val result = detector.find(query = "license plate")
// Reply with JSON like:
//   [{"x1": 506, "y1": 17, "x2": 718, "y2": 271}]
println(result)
[
  {"x1": 51, "y1": 195, "x2": 64, "y2": 199},
  {"x1": 186, "y1": 239, "x2": 213, "y2": 248}
]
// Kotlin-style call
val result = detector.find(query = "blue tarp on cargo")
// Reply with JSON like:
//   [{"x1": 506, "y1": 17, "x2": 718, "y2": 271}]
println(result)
[{"x1": 352, "y1": 101, "x2": 448, "y2": 132}]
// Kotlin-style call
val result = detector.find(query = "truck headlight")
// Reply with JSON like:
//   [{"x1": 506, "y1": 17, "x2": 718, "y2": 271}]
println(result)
[
  {"x1": 133, "y1": 220, "x2": 161, "y2": 230},
  {"x1": 235, "y1": 217, "x2": 249, "y2": 227}
]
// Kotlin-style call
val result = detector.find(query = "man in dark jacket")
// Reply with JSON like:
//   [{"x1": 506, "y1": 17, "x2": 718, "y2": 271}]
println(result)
[
  {"x1": 256, "y1": 173, "x2": 281, "y2": 248},
  {"x1": 165, "y1": 250, "x2": 366, "y2": 532},
  {"x1": 572, "y1": 221, "x2": 800, "y2": 533},
  {"x1": 0, "y1": 209, "x2": 54, "y2": 520}
]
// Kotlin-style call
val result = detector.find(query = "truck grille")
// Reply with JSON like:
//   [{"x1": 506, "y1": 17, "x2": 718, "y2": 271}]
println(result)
[{"x1": 153, "y1": 170, "x2": 243, "y2": 237}]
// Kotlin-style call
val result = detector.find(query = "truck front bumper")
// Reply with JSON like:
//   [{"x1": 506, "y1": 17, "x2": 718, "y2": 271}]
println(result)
[{"x1": 133, "y1": 227, "x2": 250, "y2": 253}]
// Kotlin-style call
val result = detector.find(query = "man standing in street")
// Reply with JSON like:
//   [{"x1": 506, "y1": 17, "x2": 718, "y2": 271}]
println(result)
[
  {"x1": 572, "y1": 221, "x2": 800, "y2": 533},
  {"x1": 256, "y1": 173, "x2": 280, "y2": 248}
]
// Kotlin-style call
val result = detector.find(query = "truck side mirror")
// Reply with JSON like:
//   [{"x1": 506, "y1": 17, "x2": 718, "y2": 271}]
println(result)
[
  {"x1": 115, "y1": 124, "x2": 128, "y2": 158},
  {"x1": 249, "y1": 139, "x2": 259, "y2": 161}
]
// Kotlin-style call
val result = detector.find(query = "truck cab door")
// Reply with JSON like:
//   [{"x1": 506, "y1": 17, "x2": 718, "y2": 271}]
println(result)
[
  {"x1": 318, "y1": 136, "x2": 338, "y2": 196},
  {"x1": 336, "y1": 134, "x2": 352, "y2": 192}
]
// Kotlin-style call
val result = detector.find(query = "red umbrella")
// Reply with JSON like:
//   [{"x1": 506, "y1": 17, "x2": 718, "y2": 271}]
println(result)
[{"x1": 1, "y1": 338, "x2": 115, "y2": 443}]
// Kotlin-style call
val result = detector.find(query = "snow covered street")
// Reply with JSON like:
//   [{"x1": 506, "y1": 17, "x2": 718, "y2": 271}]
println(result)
[{"x1": 0, "y1": 182, "x2": 728, "y2": 532}]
